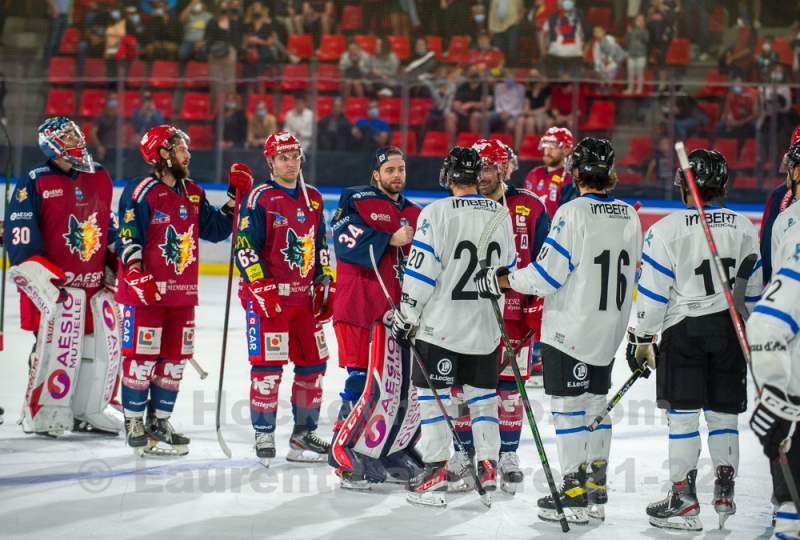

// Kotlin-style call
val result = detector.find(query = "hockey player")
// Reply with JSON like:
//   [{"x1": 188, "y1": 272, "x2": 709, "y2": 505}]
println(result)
[
  {"x1": 328, "y1": 146, "x2": 423, "y2": 488},
  {"x1": 116, "y1": 125, "x2": 246, "y2": 456},
  {"x1": 523, "y1": 127, "x2": 577, "y2": 218},
  {"x1": 627, "y1": 149, "x2": 762, "y2": 530},
  {"x1": 391, "y1": 146, "x2": 517, "y2": 508},
  {"x1": 476, "y1": 138, "x2": 642, "y2": 524},
  {"x1": 6, "y1": 117, "x2": 121, "y2": 436},
  {"x1": 234, "y1": 131, "x2": 334, "y2": 467},
  {"x1": 447, "y1": 139, "x2": 550, "y2": 495},
  {"x1": 770, "y1": 142, "x2": 800, "y2": 273}
]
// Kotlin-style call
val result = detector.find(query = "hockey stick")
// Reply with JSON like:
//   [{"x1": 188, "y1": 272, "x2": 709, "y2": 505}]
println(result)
[
  {"x1": 189, "y1": 357, "x2": 208, "y2": 379},
  {"x1": 587, "y1": 366, "x2": 649, "y2": 432},
  {"x1": 477, "y1": 206, "x2": 569, "y2": 532},
  {"x1": 214, "y1": 191, "x2": 242, "y2": 459},
  {"x1": 368, "y1": 244, "x2": 492, "y2": 507},
  {"x1": 675, "y1": 142, "x2": 800, "y2": 513},
  {"x1": 731, "y1": 254, "x2": 757, "y2": 322},
  {"x1": 0, "y1": 120, "x2": 10, "y2": 351}
]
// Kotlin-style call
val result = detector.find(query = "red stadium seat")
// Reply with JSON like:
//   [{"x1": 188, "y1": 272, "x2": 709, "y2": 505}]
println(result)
[
  {"x1": 280, "y1": 64, "x2": 310, "y2": 91},
  {"x1": 517, "y1": 135, "x2": 543, "y2": 160},
  {"x1": 152, "y1": 91, "x2": 175, "y2": 118},
  {"x1": 354, "y1": 34, "x2": 376, "y2": 55},
  {"x1": 617, "y1": 136, "x2": 652, "y2": 166},
  {"x1": 81, "y1": 121, "x2": 93, "y2": 144},
  {"x1": 444, "y1": 36, "x2": 469, "y2": 64},
  {"x1": 733, "y1": 139, "x2": 756, "y2": 170},
  {"x1": 774, "y1": 38, "x2": 794, "y2": 65},
  {"x1": 122, "y1": 90, "x2": 140, "y2": 118},
  {"x1": 149, "y1": 60, "x2": 179, "y2": 88},
  {"x1": 391, "y1": 131, "x2": 417, "y2": 155},
  {"x1": 616, "y1": 172, "x2": 641, "y2": 185},
  {"x1": 489, "y1": 133, "x2": 513, "y2": 147},
  {"x1": 316, "y1": 63, "x2": 340, "y2": 92},
  {"x1": 408, "y1": 98, "x2": 433, "y2": 126},
  {"x1": 426, "y1": 35, "x2": 443, "y2": 60},
  {"x1": 317, "y1": 34, "x2": 346, "y2": 61},
  {"x1": 693, "y1": 71, "x2": 728, "y2": 98},
  {"x1": 179, "y1": 92, "x2": 212, "y2": 121},
  {"x1": 316, "y1": 96, "x2": 334, "y2": 118},
  {"x1": 379, "y1": 97, "x2": 402, "y2": 124},
  {"x1": 48, "y1": 57, "x2": 76, "y2": 85},
  {"x1": 45, "y1": 89, "x2": 76, "y2": 116},
  {"x1": 420, "y1": 131, "x2": 449, "y2": 157},
  {"x1": 455, "y1": 132, "x2": 481, "y2": 148},
  {"x1": 709, "y1": 6, "x2": 727, "y2": 32},
  {"x1": 127, "y1": 60, "x2": 146, "y2": 87},
  {"x1": 183, "y1": 62, "x2": 210, "y2": 88},
  {"x1": 587, "y1": 7, "x2": 612, "y2": 30},
  {"x1": 712, "y1": 138, "x2": 738, "y2": 164},
  {"x1": 733, "y1": 175, "x2": 758, "y2": 189},
  {"x1": 82, "y1": 58, "x2": 108, "y2": 86},
  {"x1": 696, "y1": 102, "x2": 718, "y2": 133},
  {"x1": 666, "y1": 38, "x2": 690, "y2": 65},
  {"x1": 277, "y1": 95, "x2": 295, "y2": 123},
  {"x1": 344, "y1": 97, "x2": 368, "y2": 123},
  {"x1": 246, "y1": 94, "x2": 275, "y2": 119},
  {"x1": 684, "y1": 137, "x2": 709, "y2": 152},
  {"x1": 388, "y1": 35, "x2": 409, "y2": 61},
  {"x1": 339, "y1": 5, "x2": 363, "y2": 32},
  {"x1": 78, "y1": 89, "x2": 107, "y2": 117},
  {"x1": 535, "y1": 0, "x2": 559, "y2": 30},
  {"x1": 287, "y1": 34, "x2": 314, "y2": 59},
  {"x1": 59, "y1": 27, "x2": 81, "y2": 55},
  {"x1": 579, "y1": 101, "x2": 614, "y2": 131},
  {"x1": 186, "y1": 125, "x2": 214, "y2": 150}
]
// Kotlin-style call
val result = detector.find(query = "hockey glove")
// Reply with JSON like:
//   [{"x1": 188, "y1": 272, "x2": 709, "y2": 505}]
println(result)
[
  {"x1": 626, "y1": 328, "x2": 657, "y2": 377},
  {"x1": 523, "y1": 296, "x2": 544, "y2": 339},
  {"x1": 310, "y1": 275, "x2": 336, "y2": 324},
  {"x1": 228, "y1": 162, "x2": 254, "y2": 199},
  {"x1": 390, "y1": 309, "x2": 415, "y2": 349},
  {"x1": 123, "y1": 267, "x2": 161, "y2": 305},
  {"x1": 750, "y1": 385, "x2": 800, "y2": 460},
  {"x1": 8, "y1": 255, "x2": 69, "y2": 320},
  {"x1": 474, "y1": 266, "x2": 510, "y2": 299},
  {"x1": 103, "y1": 248, "x2": 119, "y2": 293},
  {"x1": 247, "y1": 278, "x2": 282, "y2": 318}
]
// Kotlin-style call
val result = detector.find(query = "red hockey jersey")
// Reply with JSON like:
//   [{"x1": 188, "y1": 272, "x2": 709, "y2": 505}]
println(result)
[{"x1": 523, "y1": 165, "x2": 578, "y2": 218}]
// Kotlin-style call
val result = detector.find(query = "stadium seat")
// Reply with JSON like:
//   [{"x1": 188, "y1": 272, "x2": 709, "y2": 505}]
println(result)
[
  {"x1": 179, "y1": 92, "x2": 212, "y2": 121},
  {"x1": 246, "y1": 94, "x2": 275, "y2": 119},
  {"x1": 733, "y1": 175, "x2": 758, "y2": 189},
  {"x1": 183, "y1": 61, "x2": 210, "y2": 88},
  {"x1": 426, "y1": 35, "x2": 443, "y2": 60},
  {"x1": 709, "y1": 6, "x2": 727, "y2": 32},
  {"x1": 684, "y1": 137, "x2": 709, "y2": 152},
  {"x1": 420, "y1": 131, "x2": 449, "y2": 157},
  {"x1": 774, "y1": 38, "x2": 793, "y2": 65},
  {"x1": 587, "y1": 7, "x2": 612, "y2": 30},
  {"x1": 408, "y1": 98, "x2": 433, "y2": 126},
  {"x1": 391, "y1": 131, "x2": 417, "y2": 155},
  {"x1": 579, "y1": 101, "x2": 614, "y2": 131},
  {"x1": 59, "y1": 27, "x2": 81, "y2": 55},
  {"x1": 617, "y1": 136, "x2": 652, "y2": 166},
  {"x1": 81, "y1": 121, "x2": 93, "y2": 144},
  {"x1": 48, "y1": 57, "x2": 76, "y2": 85},
  {"x1": 277, "y1": 95, "x2": 295, "y2": 123},
  {"x1": 316, "y1": 63, "x2": 340, "y2": 92},
  {"x1": 260, "y1": 65, "x2": 278, "y2": 89},
  {"x1": 696, "y1": 102, "x2": 718, "y2": 133},
  {"x1": 444, "y1": 36, "x2": 469, "y2": 64},
  {"x1": 127, "y1": 60, "x2": 146, "y2": 87},
  {"x1": 535, "y1": 0, "x2": 559, "y2": 30},
  {"x1": 712, "y1": 138, "x2": 738, "y2": 164},
  {"x1": 287, "y1": 34, "x2": 314, "y2": 59},
  {"x1": 316, "y1": 96, "x2": 334, "y2": 118},
  {"x1": 78, "y1": 89, "x2": 107, "y2": 117},
  {"x1": 693, "y1": 71, "x2": 728, "y2": 98},
  {"x1": 280, "y1": 64, "x2": 310, "y2": 90},
  {"x1": 455, "y1": 132, "x2": 481, "y2": 148},
  {"x1": 82, "y1": 58, "x2": 108, "y2": 86},
  {"x1": 45, "y1": 89, "x2": 76, "y2": 116},
  {"x1": 317, "y1": 34, "x2": 346, "y2": 61},
  {"x1": 616, "y1": 172, "x2": 641, "y2": 185},
  {"x1": 666, "y1": 38, "x2": 690, "y2": 65},
  {"x1": 517, "y1": 135, "x2": 543, "y2": 160},
  {"x1": 344, "y1": 97, "x2": 368, "y2": 123},
  {"x1": 489, "y1": 133, "x2": 513, "y2": 147},
  {"x1": 149, "y1": 60, "x2": 180, "y2": 88},
  {"x1": 186, "y1": 125, "x2": 214, "y2": 150},
  {"x1": 152, "y1": 91, "x2": 175, "y2": 118},
  {"x1": 379, "y1": 97, "x2": 402, "y2": 124},
  {"x1": 339, "y1": 4, "x2": 363, "y2": 32},
  {"x1": 354, "y1": 34, "x2": 376, "y2": 55},
  {"x1": 388, "y1": 35, "x2": 409, "y2": 61},
  {"x1": 733, "y1": 139, "x2": 756, "y2": 170},
  {"x1": 122, "y1": 90, "x2": 140, "y2": 118}
]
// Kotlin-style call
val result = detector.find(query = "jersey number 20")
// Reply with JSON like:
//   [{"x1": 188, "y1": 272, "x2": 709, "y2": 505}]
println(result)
[{"x1": 594, "y1": 249, "x2": 630, "y2": 311}]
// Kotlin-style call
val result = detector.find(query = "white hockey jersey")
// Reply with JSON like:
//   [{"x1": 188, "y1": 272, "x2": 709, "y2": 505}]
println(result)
[
  {"x1": 771, "y1": 200, "x2": 800, "y2": 271},
  {"x1": 748, "y1": 240, "x2": 800, "y2": 397},
  {"x1": 400, "y1": 194, "x2": 516, "y2": 355},
  {"x1": 507, "y1": 194, "x2": 642, "y2": 366},
  {"x1": 636, "y1": 207, "x2": 762, "y2": 336}
]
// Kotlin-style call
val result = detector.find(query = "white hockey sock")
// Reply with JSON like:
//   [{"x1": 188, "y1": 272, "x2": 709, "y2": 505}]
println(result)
[
  {"x1": 464, "y1": 385, "x2": 500, "y2": 462},
  {"x1": 585, "y1": 392, "x2": 611, "y2": 463},
  {"x1": 705, "y1": 410, "x2": 739, "y2": 475},
  {"x1": 776, "y1": 502, "x2": 800, "y2": 537},
  {"x1": 551, "y1": 395, "x2": 588, "y2": 475},
  {"x1": 667, "y1": 409, "x2": 702, "y2": 482},
  {"x1": 417, "y1": 387, "x2": 453, "y2": 463}
]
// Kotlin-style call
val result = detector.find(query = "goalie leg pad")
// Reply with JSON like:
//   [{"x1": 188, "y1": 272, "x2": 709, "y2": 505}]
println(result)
[
  {"x1": 150, "y1": 358, "x2": 188, "y2": 417},
  {"x1": 585, "y1": 392, "x2": 612, "y2": 463},
  {"x1": 464, "y1": 384, "x2": 500, "y2": 462},
  {"x1": 292, "y1": 363, "x2": 326, "y2": 431},
  {"x1": 251, "y1": 365, "x2": 283, "y2": 433},
  {"x1": 8, "y1": 256, "x2": 66, "y2": 322},
  {"x1": 121, "y1": 357, "x2": 157, "y2": 416},
  {"x1": 667, "y1": 409, "x2": 702, "y2": 483},
  {"x1": 498, "y1": 380, "x2": 523, "y2": 453},
  {"x1": 451, "y1": 385, "x2": 474, "y2": 451},
  {"x1": 705, "y1": 410, "x2": 739, "y2": 474},
  {"x1": 551, "y1": 394, "x2": 589, "y2": 475}
]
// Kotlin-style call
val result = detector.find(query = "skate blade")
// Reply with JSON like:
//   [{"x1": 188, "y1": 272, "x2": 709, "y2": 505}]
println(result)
[
  {"x1": 479, "y1": 491, "x2": 493, "y2": 507},
  {"x1": 500, "y1": 480, "x2": 518, "y2": 495},
  {"x1": 649, "y1": 516, "x2": 703, "y2": 531},
  {"x1": 448, "y1": 478, "x2": 474, "y2": 492},
  {"x1": 340, "y1": 480, "x2": 372, "y2": 491},
  {"x1": 73, "y1": 421, "x2": 120, "y2": 436},
  {"x1": 589, "y1": 504, "x2": 605, "y2": 521},
  {"x1": 144, "y1": 440, "x2": 189, "y2": 457},
  {"x1": 406, "y1": 491, "x2": 447, "y2": 508},
  {"x1": 259, "y1": 458, "x2": 271, "y2": 468},
  {"x1": 539, "y1": 507, "x2": 589, "y2": 525},
  {"x1": 286, "y1": 449, "x2": 328, "y2": 463}
]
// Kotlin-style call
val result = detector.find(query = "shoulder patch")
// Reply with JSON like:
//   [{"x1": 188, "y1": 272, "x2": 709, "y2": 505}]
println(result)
[
  {"x1": 132, "y1": 177, "x2": 160, "y2": 203},
  {"x1": 247, "y1": 183, "x2": 273, "y2": 209}
]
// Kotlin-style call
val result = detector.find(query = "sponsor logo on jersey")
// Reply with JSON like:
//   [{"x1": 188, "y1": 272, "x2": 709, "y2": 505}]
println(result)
[
  {"x1": 685, "y1": 212, "x2": 736, "y2": 227},
  {"x1": 278, "y1": 283, "x2": 290, "y2": 296},
  {"x1": 515, "y1": 214, "x2": 526, "y2": 228},
  {"x1": 179, "y1": 205, "x2": 188, "y2": 220},
  {"x1": 437, "y1": 358, "x2": 453, "y2": 375},
  {"x1": 181, "y1": 327, "x2": 195, "y2": 355},
  {"x1": 159, "y1": 225, "x2": 197, "y2": 274},
  {"x1": 42, "y1": 188, "x2": 63, "y2": 199},
  {"x1": 296, "y1": 208, "x2": 306, "y2": 223},
  {"x1": 311, "y1": 200, "x2": 320, "y2": 210},
  {"x1": 452, "y1": 198, "x2": 495, "y2": 209},
  {"x1": 786, "y1": 218, "x2": 795, "y2": 232},
  {"x1": 536, "y1": 179, "x2": 544, "y2": 191},
  {"x1": 47, "y1": 369, "x2": 71, "y2": 399},
  {"x1": 520, "y1": 234, "x2": 528, "y2": 250},
  {"x1": 400, "y1": 293, "x2": 416, "y2": 307},
  {"x1": 794, "y1": 244, "x2": 800, "y2": 262},
  {"x1": 163, "y1": 360, "x2": 186, "y2": 380},
  {"x1": 555, "y1": 332, "x2": 565, "y2": 344},
  {"x1": 74, "y1": 186, "x2": 84, "y2": 201},
  {"x1": 371, "y1": 212, "x2": 392, "y2": 222},
  {"x1": 281, "y1": 226, "x2": 315, "y2": 278},
  {"x1": 128, "y1": 359, "x2": 156, "y2": 381},
  {"x1": 102, "y1": 300, "x2": 116, "y2": 330},
  {"x1": 553, "y1": 219, "x2": 565, "y2": 233},
  {"x1": 152, "y1": 210, "x2": 170, "y2": 224},
  {"x1": 16, "y1": 188, "x2": 27, "y2": 202},
  {"x1": 269, "y1": 211, "x2": 288, "y2": 227},
  {"x1": 394, "y1": 246, "x2": 408, "y2": 284},
  {"x1": 135, "y1": 327, "x2": 162, "y2": 355},
  {"x1": 239, "y1": 216, "x2": 250, "y2": 230},
  {"x1": 590, "y1": 202, "x2": 629, "y2": 217},
  {"x1": 264, "y1": 333, "x2": 289, "y2": 361},
  {"x1": 750, "y1": 341, "x2": 787, "y2": 352},
  {"x1": 64, "y1": 270, "x2": 103, "y2": 288},
  {"x1": 573, "y1": 363, "x2": 587, "y2": 381},
  {"x1": 10, "y1": 212, "x2": 33, "y2": 221},
  {"x1": 247, "y1": 311, "x2": 261, "y2": 355},
  {"x1": 516, "y1": 205, "x2": 530, "y2": 216},
  {"x1": 63, "y1": 212, "x2": 103, "y2": 262},
  {"x1": 122, "y1": 307, "x2": 134, "y2": 349},
  {"x1": 189, "y1": 195, "x2": 201, "y2": 203},
  {"x1": 419, "y1": 219, "x2": 430, "y2": 236},
  {"x1": 124, "y1": 209, "x2": 135, "y2": 223},
  {"x1": 252, "y1": 374, "x2": 280, "y2": 394},
  {"x1": 645, "y1": 230, "x2": 653, "y2": 246},
  {"x1": 246, "y1": 264, "x2": 264, "y2": 281},
  {"x1": 334, "y1": 207, "x2": 342, "y2": 220},
  {"x1": 235, "y1": 234, "x2": 252, "y2": 249},
  {"x1": 315, "y1": 329, "x2": 329, "y2": 358}
]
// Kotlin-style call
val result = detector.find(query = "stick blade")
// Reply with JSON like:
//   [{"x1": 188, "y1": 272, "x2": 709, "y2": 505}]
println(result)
[{"x1": 217, "y1": 427, "x2": 232, "y2": 459}]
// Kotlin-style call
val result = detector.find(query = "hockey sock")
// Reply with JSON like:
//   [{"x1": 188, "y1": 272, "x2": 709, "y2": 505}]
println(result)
[
  {"x1": 121, "y1": 357, "x2": 156, "y2": 417},
  {"x1": 465, "y1": 385, "x2": 500, "y2": 462},
  {"x1": 418, "y1": 386, "x2": 453, "y2": 463},
  {"x1": 551, "y1": 395, "x2": 588, "y2": 475},
  {"x1": 585, "y1": 392, "x2": 612, "y2": 463},
  {"x1": 451, "y1": 385, "x2": 474, "y2": 451},
  {"x1": 667, "y1": 409, "x2": 702, "y2": 482},
  {"x1": 340, "y1": 367, "x2": 367, "y2": 401},
  {"x1": 251, "y1": 365, "x2": 283, "y2": 433},
  {"x1": 497, "y1": 381, "x2": 523, "y2": 453},
  {"x1": 292, "y1": 363, "x2": 326, "y2": 431},
  {"x1": 150, "y1": 358, "x2": 188, "y2": 418},
  {"x1": 705, "y1": 410, "x2": 739, "y2": 474}
]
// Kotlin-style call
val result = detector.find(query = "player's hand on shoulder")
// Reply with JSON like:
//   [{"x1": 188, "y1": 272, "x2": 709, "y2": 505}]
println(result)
[
  {"x1": 123, "y1": 266, "x2": 161, "y2": 305},
  {"x1": 389, "y1": 225, "x2": 414, "y2": 247},
  {"x1": 474, "y1": 266, "x2": 510, "y2": 299},
  {"x1": 625, "y1": 328, "x2": 656, "y2": 377},
  {"x1": 390, "y1": 309, "x2": 415, "y2": 348},
  {"x1": 247, "y1": 277, "x2": 281, "y2": 318},
  {"x1": 228, "y1": 162, "x2": 254, "y2": 199},
  {"x1": 310, "y1": 275, "x2": 335, "y2": 323},
  {"x1": 750, "y1": 385, "x2": 800, "y2": 459}
]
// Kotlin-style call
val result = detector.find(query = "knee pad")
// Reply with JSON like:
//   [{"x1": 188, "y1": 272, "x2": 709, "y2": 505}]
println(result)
[
  {"x1": 585, "y1": 393, "x2": 611, "y2": 462},
  {"x1": 417, "y1": 387, "x2": 452, "y2": 463},
  {"x1": 293, "y1": 363, "x2": 326, "y2": 430},
  {"x1": 251, "y1": 365, "x2": 283, "y2": 433},
  {"x1": 464, "y1": 385, "x2": 500, "y2": 462},
  {"x1": 705, "y1": 410, "x2": 739, "y2": 474},
  {"x1": 340, "y1": 367, "x2": 367, "y2": 402},
  {"x1": 551, "y1": 394, "x2": 588, "y2": 475},
  {"x1": 667, "y1": 409, "x2": 702, "y2": 483}
]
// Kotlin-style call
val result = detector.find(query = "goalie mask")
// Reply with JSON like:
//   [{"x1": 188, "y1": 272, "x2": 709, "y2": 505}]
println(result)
[{"x1": 39, "y1": 117, "x2": 95, "y2": 173}]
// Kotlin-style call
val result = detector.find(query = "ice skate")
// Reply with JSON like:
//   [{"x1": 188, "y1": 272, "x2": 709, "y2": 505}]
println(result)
[
  {"x1": 406, "y1": 461, "x2": 448, "y2": 508},
  {"x1": 124, "y1": 416, "x2": 147, "y2": 456},
  {"x1": 446, "y1": 448, "x2": 475, "y2": 492},
  {"x1": 287, "y1": 425, "x2": 329, "y2": 463},
  {"x1": 144, "y1": 414, "x2": 190, "y2": 457},
  {"x1": 538, "y1": 472, "x2": 589, "y2": 525},
  {"x1": 476, "y1": 459, "x2": 497, "y2": 506},
  {"x1": 585, "y1": 460, "x2": 608, "y2": 521},
  {"x1": 498, "y1": 451, "x2": 523, "y2": 495},
  {"x1": 647, "y1": 469, "x2": 702, "y2": 531},
  {"x1": 713, "y1": 465, "x2": 736, "y2": 529},
  {"x1": 336, "y1": 468, "x2": 371, "y2": 491},
  {"x1": 0, "y1": 406, "x2": 4, "y2": 425},
  {"x1": 73, "y1": 405, "x2": 123, "y2": 436},
  {"x1": 773, "y1": 502, "x2": 800, "y2": 540},
  {"x1": 255, "y1": 432, "x2": 275, "y2": 468}
]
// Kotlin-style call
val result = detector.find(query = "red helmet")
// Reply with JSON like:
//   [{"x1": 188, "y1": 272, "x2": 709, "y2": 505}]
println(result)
[
  {"x1": 472, "y1": 139, "x2": 509, "y2": 167},
  {"x1": 791, "y1": 124, "x2": 800, "y2": 146},
  {"x1": 264, "y1": 132, "x2": 303, "y2": 162},
  {"x1": 539, "y1": 127, "x2": 574, "y2": 152},
  {"x1": 140, "y1": 125, "x2": 189, "y2": 165}
]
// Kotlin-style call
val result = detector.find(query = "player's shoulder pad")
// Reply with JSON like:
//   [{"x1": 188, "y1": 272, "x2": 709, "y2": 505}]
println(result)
[
  {"x1": 128, "y1": 175, "x2": 160, "y2": 203},
  {"x1": 403, "y1": 195, "x2": 423, "y2": 210},
  {"x1": 25, "y1": 162, "x2": 55, "y2": 182},
  {"x1": 245, "y1": 182, "x2": 273, "y2": 210},
  {"x1": 510, "y1": 187, "x2": 547, "y2": 209},
  {"x1": 341, "y1": 185, "x2": 379, "y2": 201}
]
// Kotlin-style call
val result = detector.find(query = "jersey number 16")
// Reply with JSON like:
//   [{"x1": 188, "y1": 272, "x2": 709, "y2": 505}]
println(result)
[{"x1": 594, "y1": 249, "x2": 630, "y2": 311}]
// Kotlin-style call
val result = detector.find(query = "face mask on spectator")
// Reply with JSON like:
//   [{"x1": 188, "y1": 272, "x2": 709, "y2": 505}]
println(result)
[
  {"x1": 562, "y1": 1, "x2": 574, "y2": 11},
  {"x1": 736, "y1": 17, "x2": 745, "y2": 27},
  {"x1": 367, "y1": 107, "x2": 379, "y2": 119},
  {"x1": 505, "y1": 79, "x2": 515, "y2": 87},
  {"x1": 154, "y1": 8, "x2": 164, "y2": 16},
  {"x1": 763, "y1": 43, "x2": 772, "y2": 52},
  {"x1": 193, "y1": 3, "x2": 203, "y2": 12},
  {"x1": 131, "y1": 14, "x2": 140, "y2": 23},
  {"x1": 256, "y1": 110, "x2": 267, "y2": 118},
  {"x1": 773, "y1": 71, "x2": 784, "y2": 81},
  {"x1": 474, "y1": 14, "x2": 485, "y2": 23},
  {"x1": 110, "y1": 10, "x2": 120, "y2": 19},
  {"x1": 107, "y1": 100, "x2": 118, "y2": 109},
  {"x1": 226, "y1": 101, "x2": 237, "y2": 109},
  {"x1": 733, "y1": 86, "x2": 743, "y2": 94}
]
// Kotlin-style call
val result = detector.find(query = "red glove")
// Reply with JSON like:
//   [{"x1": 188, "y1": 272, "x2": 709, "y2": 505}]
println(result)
[
  {"x1": 310, "y1": 276, "x2": 336, "y2": 323},
  {"x1": 237, "y1": 277, "x2": 249, "y2": 310},
  {"x1": 123, "y1": 267, "x2": 161, "y2": 305},
  {"x1": 247, "y1": 278, "x2": 281, "y2": 318},
  {"x1": 228, "y1": 162, "x2": 254, "y2": 199},
  {"x1": 523, "y1": 296, "x2": 544, "y2": 339}
]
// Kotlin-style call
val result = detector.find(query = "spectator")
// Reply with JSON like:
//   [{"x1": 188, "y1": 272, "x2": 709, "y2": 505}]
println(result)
[
  {"x1": 77, "y1": 2, "x2": 109, "y2": 77},
  {"x1": 394, "y1": 0, "x2": 420, "y2": 36},
  {"x1": 756, "y1": 34, "x2": 780, "y2": 73},
  {"x1": 283, "y1": 93, "x2": 314, "y2": 151},
  {"x1": 317, "y1": 97, "x2": 351, "y2": 152},
  {"x1": 351, "y1": 98, "x2": 390, "y2": 153},
  {"x1": 683, "y1": 0, "x2": 712, "y2": 62},
  {"x1": 625, "y1": 14, "x2": 649, "y2": 95},
  {"x1": 447, "y1": 65, "x2": 492, "y2": 145},
  {"x1": 124, "y1": 6, "x2": 145, "y2": 48},
  {"x1": 141, "y1": 0, "x2": 183, "y2": 60},
  {"x1": 43, "y1": 0, "x2": 69, "y2": 68},
  {"x1": 419, "y1": 66, "x2": 458, "y2": 148},
  {"x1": 720, "y1": 10, "x2": 757, "y2": 81},
  {"x1": 757, "y1": 63, "x2": 798, "y2": 151},
  {"x1": 405, "y1": 37, "x2": 439, "y2": 95},
  {"x1": 298, "y1": 1, "x2": 334, "y2": 47},
  {"x1": 716, "y1": 75, "x2": 759, "y2": 146},
  {"x1": 659, "y1": 94, "x2": 708, "y2": 141},
  {"x1": 246, "y1": 99, "x2": 278, "y2": 149},
  {"x1": 90, "y1": 91, "x2": 124, "y2": 160},
  {"x1": 130, "y1": 91, "x2": 165, "y2": 144},
  {"x1": 461, "y1": 29, "x2": 505, "y2": 77},
  {"x1": 141, "y1": 0, "x2": 178, "y2": 12},
  {"x1": 104, "y1": 4, "x2": 127, "y2": 62},
  {"x1": 370, "y1": 37, "x2": 400, "y2": 97},
  {"x1": 178, "y1": 0, "x2": 212, "y2": 62},
  {"x1": 243, "y1": 2, "x2": 278, "y2": 97},
  {"x1": 488, "y1": 0, "x2": 524, "y2": 66},
  {"x1": 340, "y1": 39, "x2": 371, "y2": 100},
  {"x1": 515, "y1": 68, "x2": 551, "y2": 147},
  {"x1": 547, "y1": 70, "x2": 585, "y2": 131},
  {"x1": 440, "y1": 0, "x2": 473, "y2": 50},
  {"x1": 539, "y1": 0, "x2": 591, "y2": 78},
  {"x1": 275, "y1": 0, "x2": 302, "y2": 36},
  {"x1": 221, "y1": 92, "x2": 247, "y2": 150},
  {"x1": 205, "y1": 1, "x2": 242, "y2": 107},
  {"x1": 492, "y1": 67, "x2": 525, "y2": 137},
  {"x1": 592, "y1": 25, "x2": 625, "y2": 93},
  {"x1": 642, "y1": 135, "x2": 673, "y2": 184},
  {"x1": 645, "y1": 0, "x2": 678, "y2": 91}
]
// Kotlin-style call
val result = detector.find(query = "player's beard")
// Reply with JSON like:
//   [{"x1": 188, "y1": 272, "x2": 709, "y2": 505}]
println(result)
[
  {"x1": 169, "y1": 159, "x2": 190, "y2": 181},
  {"x1": 543, "y1": 153, "x2": 564, "y2": 169},
  {"x1": 378, "y1": 175, "x2": 404, "y2": 196},
  {"x1": 479, "y1": 176, "x2": 502, "y2": 200}
]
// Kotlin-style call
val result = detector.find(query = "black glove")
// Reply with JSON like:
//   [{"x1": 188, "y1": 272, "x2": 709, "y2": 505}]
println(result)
[
  {"x1": 390, "y1": 309, "x2": 415, "y2": 348},
  {"x1": 625, "y1": 328, "x2": 657, "y2": 378},
  {"x1": 750, "y1": 385, "x2": 800, "y2": 460},
  {"x1": 474, "y1": 266, "x2": 511, "y2": 299}
]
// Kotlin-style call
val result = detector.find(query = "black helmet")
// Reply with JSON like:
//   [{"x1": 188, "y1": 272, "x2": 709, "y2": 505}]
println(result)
[
  {"x1": 780, "y1": 141, "x2": 800, "y2": 174},
  {"x1": 567, "y1": 138, "x2": 615, "y2": 176},
  {"x1": 675, "y1": 148, "x2": 728, "y2": 189},
  {"x1": 439, "y1": 146, "x2": 480, "y2": 187}
]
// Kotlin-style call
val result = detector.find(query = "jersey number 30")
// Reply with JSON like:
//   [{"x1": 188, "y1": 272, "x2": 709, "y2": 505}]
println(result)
[
  {"x1": 11, "y1": 226, "x2": 30, "y2": 245},
  {"x1": 594, "y1": 249, "x2": 630, "y2": 311}
]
